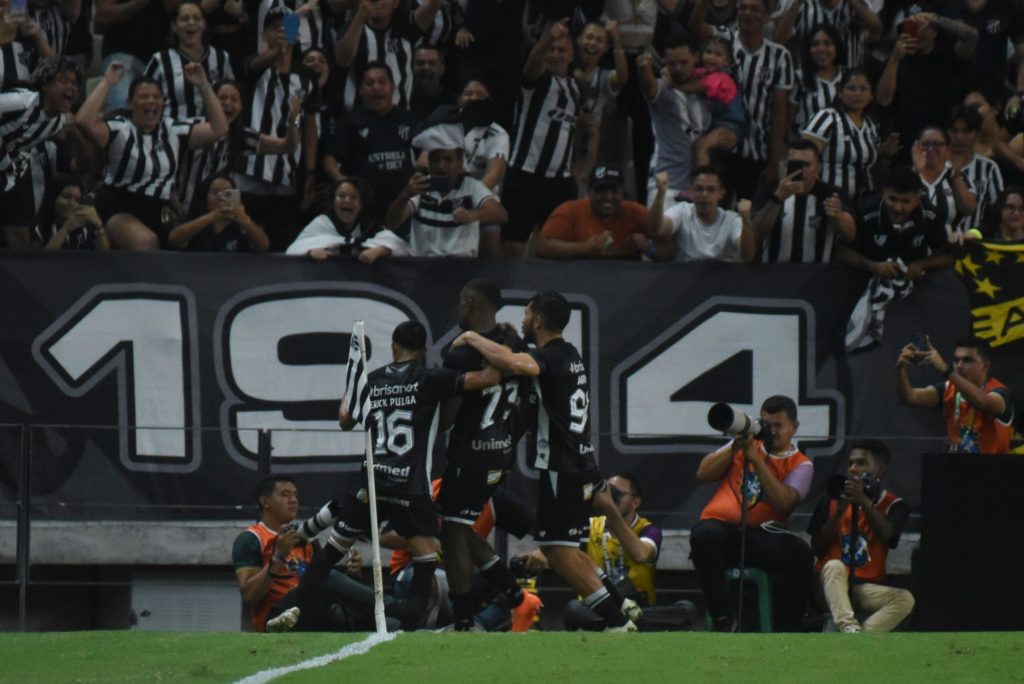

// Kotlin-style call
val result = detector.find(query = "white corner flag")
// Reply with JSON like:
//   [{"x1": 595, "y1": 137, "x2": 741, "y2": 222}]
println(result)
[
  {"x1": 343, "y1": 321, "x2": 387, "y2": 635},
  {"x1": 344, "y1": 321, "x2": 371, "y2": 425}
]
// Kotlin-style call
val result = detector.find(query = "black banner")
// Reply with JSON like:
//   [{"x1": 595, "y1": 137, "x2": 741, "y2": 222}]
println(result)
[{"x1": 0, "y1": 253, "x2": 983, "y2": 525}]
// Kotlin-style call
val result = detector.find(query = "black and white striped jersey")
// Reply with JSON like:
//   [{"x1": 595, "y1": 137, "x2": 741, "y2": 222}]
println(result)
[
  {"x1": 242, "y1": 66, "x2": 311, "y2": 187},
  {"x1": 27, "y1": 137, "x2": 66, "y2": 213},
  {"x1": 145, "y1": 47, "x2": 235, "y2": 119},
  {"x1": 920, "y1": 166, "x2": 973, "y2": 238},
  {"x1": 527, "y1": 338, "x2": 597, "y2": 475},
  {"x1": 341, "y1": 20, "x2": 417, "y2": 112},
  {"x1": 0, "y1": 89, "x2": 67, "y2": 191},
  {"x1": 0, "y1": 41, "x2": 35, "y2": 90},
  {"x1": 179, "y1": 126, "x2": 260, "y2": 211},
  {"x1": 509, "y1": 72, "x2": 580, "y2": 178},
  {"x1": 757, "y1": 180, "x2": 847, "y2": 263},
  {"x1": 363, "y1": 360, "x2": 465, "y2": 496},
  {"x1": 803, "y1": 107, "x2": 879, "y2": 199},
  {"x1": 794, "y1": 0, "x2": 869, "y2": 68},
  {"x1": 790, "y1": 69, "x2": 841, "y2": 132},
  {"x1": 256, "y1": 0, "x2": 335, "y2": 56},
  {"x1": 463, "y1": 122, "x2": 508, "y2": 182},
  {"x1": 958, "y1": 154, "x2": 1003, "y2": 233},
  {"x1": 414, "y1": 0, "x2": 458, "y2": 47},
  {"x1": 101, "y1": 116, "x2": 196, "y2": 199},
  {"x1": 733, "y1": 36, "x2": 794, "y2": 162},
  {"x1": 33, "y1": 5, "x2": 71, "y2": 56}
]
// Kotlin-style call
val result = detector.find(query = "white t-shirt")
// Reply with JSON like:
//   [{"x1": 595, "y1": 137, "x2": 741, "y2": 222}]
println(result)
[
  {"x1": 408, "y1": 175, "x2": 497, "y2": 257},
  {"x1": 665, "y1": 202, "x2": 743, "y2": 262}
]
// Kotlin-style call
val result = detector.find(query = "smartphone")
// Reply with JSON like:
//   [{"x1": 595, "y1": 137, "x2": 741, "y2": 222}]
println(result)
[
  {"x1": 786, "y1": 159, "x2": 808, "y2": 180},
  {"x1": 77, "y1": 193, "x2": 95, "y2": 207},
  {"x1": 429, "y1": 174, "x2": 451, "y2": 194},
  {"x1": 222, "y1": 188, "x2": 241, "y2": 207},
  {"x1": 900, "y1": 18, "x2": 918, "y2": 38},
  {"x1": 8, "y1": 0, "x2": 27, "y2": 21},
  {"x1": 910, "y1": 332, "x2": 928, "y2": 350},
  {"x1": 283, "y1": 13, "x2": 300, "y2": 46}
]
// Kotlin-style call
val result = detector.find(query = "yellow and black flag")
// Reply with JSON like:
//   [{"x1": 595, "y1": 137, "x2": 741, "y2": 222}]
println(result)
[{"x1": 956, "y1": 240, "x2": 1024, "y2": 451}]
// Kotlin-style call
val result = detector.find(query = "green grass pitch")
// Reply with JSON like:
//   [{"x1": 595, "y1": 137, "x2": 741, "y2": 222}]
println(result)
[{"x1": 1, "y1": 631, "x2": 1022, "y2": 683}]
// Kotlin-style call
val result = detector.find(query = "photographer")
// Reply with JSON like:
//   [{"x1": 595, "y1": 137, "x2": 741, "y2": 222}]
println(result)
[
  {"x1": 896, "y1": 336, "x2": 1014, "y2": 454},
  {"x1": 808, "y1": 439, "x2": 914, "y2": 633},
  {"x1": 691, "y1": 395, "x2": 815, "y2": 632}
]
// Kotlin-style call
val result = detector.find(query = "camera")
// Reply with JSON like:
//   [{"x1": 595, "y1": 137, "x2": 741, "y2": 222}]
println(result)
[
  {"x1": 707, "y1": 403, "x2": 774, "y2": 445},
  {"x1": 826, "y1": 472, "x2": 882, "y2": 504}
]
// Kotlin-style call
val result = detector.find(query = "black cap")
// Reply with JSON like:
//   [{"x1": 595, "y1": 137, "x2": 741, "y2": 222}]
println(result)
[{"x1": 589, "y1": 165, "x2": 623, "y2": 189}]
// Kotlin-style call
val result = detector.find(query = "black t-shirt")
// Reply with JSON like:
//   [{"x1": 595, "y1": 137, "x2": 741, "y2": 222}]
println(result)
[
  {"x1": 364, "y1": 361, "x2": 464, "y2": 496},
  {"x1": 443, "y1": 326, "x2": 530, "y2": 470},
  {"x1": 852, "y1": 195, "x2": 947, "y2": 264},
  {"x1": 891, "y1": 39, "x2": 970, "y2": 148},
  {"x1": 328, "y1": 106, "x2": 416, "y2": 222},
  {"x1": 528, "y1": 338, "x2": 597, "y2": 475},
  {"x1": 948, "y1": 0, "x2": 1024, "y2": 100},
  {"x1": 187, "y1": 222, "x2": 251, "y2": 253}
]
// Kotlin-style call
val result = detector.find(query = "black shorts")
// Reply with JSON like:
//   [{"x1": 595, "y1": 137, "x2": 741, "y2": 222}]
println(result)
[
  {"x1": 333, "y1": 487, "x2": 439, "y2": 540},
  {"x1": 535, "y1": 470, "x2": 601, "y2": 547},
  {"x1": 95, "y1": 186, "x2": 169, "y2": 236},
  {"x1": 437, "y1": 466, "x2": 508, "y2": 526},
  {"x1": 501, "y1": 168, "x2": 577, "y2": 243},
  {"x1": 0, "y1": 171, "x2": 38, "y2": 229}
]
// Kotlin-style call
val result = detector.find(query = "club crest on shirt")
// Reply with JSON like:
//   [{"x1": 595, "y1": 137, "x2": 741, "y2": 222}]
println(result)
[
  {"x1": 987, "y1": 19, "x2": 1002, "y2": 36},
  {"x1": 358, "y1": 127, "x2": 369, "y2": 139},
  {"x1": 912, "y1": 234, "x2": 924, "y2": 248},
  {"x1": 398, "y1": 125, "x2": 410, "y2": 141},
  {"x1": 873, "y1": 234, "x2": 887, "y2": 246}
]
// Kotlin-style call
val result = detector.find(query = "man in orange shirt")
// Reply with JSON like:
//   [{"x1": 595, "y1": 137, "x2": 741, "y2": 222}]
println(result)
[
  {"x1": 690, "y1": 395, "x2": 815, "y2": 632},
  {"x1": 535, "y1": 165, "x2": 655, "y2": 259}
]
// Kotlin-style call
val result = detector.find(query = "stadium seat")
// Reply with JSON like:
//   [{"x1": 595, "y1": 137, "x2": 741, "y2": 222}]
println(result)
[{"x1": 704, "y1": 568, "x2": 775, "y2": 633}]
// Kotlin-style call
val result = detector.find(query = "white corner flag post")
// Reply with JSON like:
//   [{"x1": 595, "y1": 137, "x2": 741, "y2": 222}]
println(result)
[{"x1": 346, "y1": 320, "x2": 388, "y2": 636}]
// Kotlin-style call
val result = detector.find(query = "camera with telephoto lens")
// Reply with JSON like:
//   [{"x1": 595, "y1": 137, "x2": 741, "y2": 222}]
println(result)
[
  {"x1": 826, "y1": 472, "x2": 882, "y2": 504},
  {"x1": 707, "y1": 403, "x2": 774, "y2": 445}
]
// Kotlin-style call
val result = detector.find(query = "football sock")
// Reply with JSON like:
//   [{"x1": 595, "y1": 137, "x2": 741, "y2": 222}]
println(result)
[
  {"x1": 479, "y1": 556, "x2": 525, "y2": 607},
  {"x1": 403, "y1": 553, "x2": 437, "y2": 630},
  {"x1": 584, "y1": 586, "x2": 628, "y2": 627},
  {"x1": 298, "y1": 499, "x2": 340, "y2": 541},
  {"x1": 450, "y1": 591, "x2": 477, "y2": 631}
]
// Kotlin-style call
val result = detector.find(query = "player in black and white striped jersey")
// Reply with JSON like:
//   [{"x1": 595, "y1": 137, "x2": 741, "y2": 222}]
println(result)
[
  {"x1": 774, "y1": 0, "x2": 882, "y2": 69},
  {"x1": 502, "y1": 19, "x2": 580, "y2": 255},
  {"x1": 801, "y1": 69, "x2": 884, "y2": 201},
  {"x1": 912, "y1": 126, "x2": 976, "y2": 240},
  {"x1": 731, "y1": 0, "x2": 794, "y2": 199},
  {"x1": 145, "y1": 2, "x2": 234, "y2": 120},
  {"x1": 75, "y1": 61, "x2": 229, "y2": 250},
  {"x1": 790, "y1": 23, "x2": 844, "y2": 133},
  {"x1": 0, "y1": 55, "x2": 80, "y2": 248},
  {"x1": 948, "y1": 105, "x2": 1004, "y2": 234},
  {"x1": 752, "y1": 139, "x2": 856, "y2": 263},
  {"x1": 335, "y1": 0, "x2": 443, "y2": 113},
  {"x1": 31, "y1": 0, "x2": 78, "y2": 57},
  {"x1": 177, "y1": 79, "x2": 299, "y2": 215},
  {"x1": 238, "y1": 8, "x2": 317, "y2": 251}
]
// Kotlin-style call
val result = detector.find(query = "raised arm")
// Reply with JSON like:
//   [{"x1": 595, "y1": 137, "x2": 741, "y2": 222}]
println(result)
[
  {"x1": 635, "y1": 52, "x2": 658, "y2": 101},
  {"x1": 523, "y1": 19, "x2": 566, "y2": 81},
  {"x1": 334, "y1": 0, "x2": 367, "y2": 68},
  {"x1": 894, "y1": 343, "x2": 941, "y2": 407},
  {"x1": 451, "y1": 331, "x2": 540, "y2": 377},
  {"x1": 185, "y1": 63, "x2": 229, "y2": 150},
  {"x1": 74, "y1": 61, "x2": 124, "y2": 148}
]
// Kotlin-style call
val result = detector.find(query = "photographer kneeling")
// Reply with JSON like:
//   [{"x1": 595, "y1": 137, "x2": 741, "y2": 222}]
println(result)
[
  {"x1": 692, "y1": 395, "x2": 815, "y2": 632},
  {"x1": 808, "y1": 440, "x2": 914, "y2": 633}
]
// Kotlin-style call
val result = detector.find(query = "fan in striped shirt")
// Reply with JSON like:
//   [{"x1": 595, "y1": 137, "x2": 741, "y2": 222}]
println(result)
[
  {"x1": 731, "y1": 0, "x2": 794, "y2": 198},
  {"x1": 801, "y1": 69, "x2": 885, "y2": 201},
  {"x1": 0, "y1": 55, "x2": 80, "y2": 248},
  {"x1": 31, "y1": 0, "x2": 78, "y2": 57},
  {"x1": 775, "y1": 0, "x2": 882, "y2": 69},
  {"x1": 948, "y1": 105, "x2": 1004, "y2": 235},
  {"x1": 144, "y1": 2, "x2": 235, "y2": 120},
  {"x1": 912, "y1": 126, "x2": 977, "y2": 239},
  {"x1": 256, "y1": 0, "x2": 335, "y2": 61},
  {"x1": 0, "y1": 10, "x2": 53, "y2": 90},
  {"x1": 335, "y1": 0, "x2": 443, "y2": 112},
  {"x1": 75, "y1": 61, "x2": 229, "y2": 250},
  {"x1": 790, "y1": 23, "x2": 844, "y2": 132}
]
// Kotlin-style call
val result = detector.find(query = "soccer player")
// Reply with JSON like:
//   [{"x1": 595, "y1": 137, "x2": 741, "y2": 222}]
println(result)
[
  {"x1": 437, "y1": 280, "x2": 540, "y2": 631},
  {"x1": 293, "y1": 320, "x2": 500, "y2": 630},
  {"x1": 452, "y1": 291, "x2": 640, "y2": 631}
]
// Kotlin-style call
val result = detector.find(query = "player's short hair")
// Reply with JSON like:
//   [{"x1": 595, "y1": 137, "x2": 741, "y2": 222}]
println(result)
[
  {"x1": 464, "y1": 279, "x2": 501, "y2": 311},
  {"x1": 528, "y1": 291, "x2": 570, "y2": 332},
  {"x1": 954, "y1": 336, "x2": 992, "y2": 362},
  {"x1": 255, "y1": 475, "x2": 296, "y2": 508},
  {"x1": 882, "y1": 166, "x2": 921, "y2": 195},
  {"x1": 761, "y1": 395, "x2": 797, "y2": 422},
  {"x1": 691, "y1": 164, "x2": 726, "y2": 186},
  {"x1": 393, "y1": 321, "x2": 427, "y2": 351},
  {"x1": 128, "y1": 76, "x2": 163, "y2": 100},
  {"x1": 611, "y1": 472, "x2": 643, "y2": 499},
  {"x1": 664, "y1": 30, "x2": 697, "y2": 53},
  {"x1": 849, "y1": 438, "x2": 890, "y2": 467},
  {"x1": 948, "y1": 104, "x2": 982, "y2": 133},
  {"x1": 361, "y1": 60, "x2": 395, "y2": 85}
]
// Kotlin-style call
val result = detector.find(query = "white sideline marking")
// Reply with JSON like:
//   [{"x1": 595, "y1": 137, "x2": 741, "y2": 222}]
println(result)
[{"x1": 234, "y1": 631, "x2": 397, "y2": 684}]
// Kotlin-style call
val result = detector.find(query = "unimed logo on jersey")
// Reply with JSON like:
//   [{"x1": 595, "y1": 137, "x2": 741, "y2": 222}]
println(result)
[{"x1": 609, "y1": 297, "x2": 844, "y2": 456}]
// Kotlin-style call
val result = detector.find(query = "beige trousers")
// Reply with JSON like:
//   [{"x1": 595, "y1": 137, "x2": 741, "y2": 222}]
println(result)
[{"x1": 820, "y1": 559, "x2": 915, "y2": 632}]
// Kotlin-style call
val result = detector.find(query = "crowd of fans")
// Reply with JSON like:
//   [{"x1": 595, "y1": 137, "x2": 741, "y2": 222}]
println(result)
[{"x1": 2, "y1": 0, "x2": 1024, "y2": 260}]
